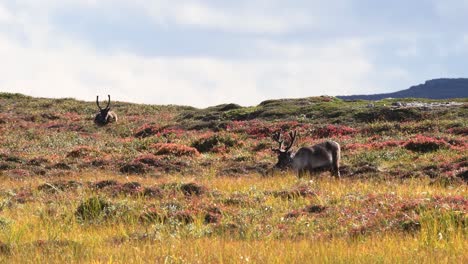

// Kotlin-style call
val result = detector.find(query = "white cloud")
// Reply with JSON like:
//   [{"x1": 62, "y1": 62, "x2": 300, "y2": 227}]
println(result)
[
  {"x1": 0, "y1": 0, "x2": 381, "y2": 107},
  {"x1": 3, "y1": 0, "x2": 315, "y2": 34},
  {"x1": 396, "y1": 43, "x2": 420, "y2": 58},
  {"x1": 433, "y1": 0, "x2": 468, "y2": 20},
  {"x1": 252, "y1": 39, "x2": 374, "y2": 96},
  {"x1": 0, "y1": 29, "x2": 376, "y2": 107},
  {"x1": 164, "y1": 2, "x2": 312, "y2": 34},
  {"x1": 453, "y1": 34, "x2": 468, "y2": 54},
  {"x1": 0, "y1": 3, "x2": 13, "y2": 22}
]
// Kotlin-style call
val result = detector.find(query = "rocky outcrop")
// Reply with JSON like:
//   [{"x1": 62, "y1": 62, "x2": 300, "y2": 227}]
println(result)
[{"x1": 338, "y1": 78, "x2": 468, "y2": 100}]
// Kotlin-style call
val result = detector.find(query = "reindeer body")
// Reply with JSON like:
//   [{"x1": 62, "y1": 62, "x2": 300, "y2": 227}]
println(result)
[
  {"x1": 94, "y1": 110, "x2": 118, "y2": 125},
  {"x1": 292, "y1": 141, "x2": 340, "y2": 178},
  {"x1": 94, "y1": 95, "x2": 118, "y2": 126},
  {"x1": 272, "y1": 131, "x2": 341, "y2": 178}
]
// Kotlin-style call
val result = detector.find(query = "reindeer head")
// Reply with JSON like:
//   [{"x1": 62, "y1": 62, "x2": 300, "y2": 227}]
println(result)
[
  {"x1": 95, "y1": 95, "x2": 113, "y2": 125},
  {"x1": 271, "y1": 130, "x2": 297, "y2": 169}
]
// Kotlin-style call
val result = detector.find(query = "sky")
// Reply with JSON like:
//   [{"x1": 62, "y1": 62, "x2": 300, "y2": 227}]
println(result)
[{"x1": 0, "y1": 0, "x2": 467, "y2": 107}]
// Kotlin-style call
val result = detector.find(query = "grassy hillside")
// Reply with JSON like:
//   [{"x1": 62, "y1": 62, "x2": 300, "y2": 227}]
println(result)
[{"x1": 0, "y1": 93, "x2": 467, "y2": 263}]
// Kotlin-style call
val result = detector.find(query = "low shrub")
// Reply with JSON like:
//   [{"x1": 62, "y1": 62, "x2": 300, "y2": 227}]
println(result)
[
  {"x1": 152, "y1": 143, "x2": 199, "y2": 157},
  {"x1": 344, "y1": 140, "x2": 404, "y2": 151},
  {"x1": 362, "y1": 122, "x2": 397, "y2": 135},
  {"x1": 354, "y1": 107, "x2": 423, "y2": 122},
  {"x1": 134, "y1": 124, "x2": 186, "y2": 139},
  {"x1": 139, "y1": 208, "x2": 195, "y2": 226},
  {"x1": 143, "y1": 187, "x2": 163, "y2": 198},
  {"x1": 93, "y1": 180, "x2": 119, "y2": 189},
  {"x1": 66, "y1": 146, "x2": 97, "y2": 158},
  {"x1": 139, "y1": 208, "x2": 166, "y2": 223},
  {"x1": 404, "y1": 135, "x2": 449, "y2": 153},
  {"x1": 120, "y1": 182, "x2": 143, "y2": 195},
  {"x1": 133, "y1": 124, "x2": 160, "y2": 138},
  {"x1": 37, "y1": 180, "x2": 82, "y2": 193},
  {"x1": 180, "y1": 182, "x2": 206, "y2": 196},
  {"x1": 204, "y1": 207, "x2": 222, "y2": 224},
  {"x1": 226, "y1": 120, "x2": 302, "y2": 138},
  {"x1": 447, "y1": 127, "x2": 468, "y2": 136},
  {"x1": 119, "y1": 162, "x2": 148, "y2": 174},
  {"x1": 134, "y1": 154, "x2": 159, "y2": 165},
  {"x1": 268, "y1": 184, "x2": 316, "y2": 199},
  {"x1": 75, "y1": 197, "x2": 112, "y2": 221},
  {"x1": 191, "y1": 134, "x2": 238, "y2": 153},
  {"x1": 170, "y1": 210, "x2": 195, "y2": 224},
  {"x1": 313, "y1": 124, "x2": 357, "y2": 138}
]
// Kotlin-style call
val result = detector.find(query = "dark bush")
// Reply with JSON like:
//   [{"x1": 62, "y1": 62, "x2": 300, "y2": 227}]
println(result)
[
  {"x1": 285, "y1": 210, "x2": 304, "y2": 219},
  {"x1": 75, "y1": 197, "x2": 112, "y2": 221},
  {"x1": 404, "y1": 135, "x2": 449, "y2": 153},
  {"x1": 119, "y1": 162, "x2": 148, "y2": 174},
  {"x1": 304, "y1": 205, "x2": 327, "y2": 213},
  {"x1": 94, "y1": 180, "x2": 119, "y2": 189},
  {"x1": 400, "y1": 219, "x2": 421, "y2": 232},
  {"x1": 204, "y1": 207, "x2": 222, "y2": 224},
  {"x1": 186, "y1": 121, "x2": 229, "y2": 131},
  {"x1": 139, "y1": 210, "x2": 166, "y2": 223},
  {"x1": 49, "y1": 163, "x2": 72, "y2": 170},
  {"x1": 0, "y1": 162, "x2": 14, "y2": 171},
  {"x1": 152, "y1": 143, "x2": 199, "y2": 157},
  {"x1": 313, "y1": 124, "x2": 357, "y2": 138},
  {"x1": 170, "y1": 211, "x2": 194, "y2": 224},
  {"x1": 268, "y1": 185, "x2": 316, "y2": 199},
  {"x1": 1, "y1": 155, "x2": 22, "y2": 163},
  {"x1": 447, "y1": 127, "x2": 468, "y2": 136},
  {"x1": 143, "y1": 187, "x2": 163, "y2": 198},
  {"x1": 28, "y1": 157, "x2": 49, "y2": 166},
  {"x1": 67, "y1": 146, "x2": 96, "y2": 158},
  {"x1": 133, "y1": 124, "x2": 160, "y2": 138},
  {"x1": 121, "y1": 182, "x2": 143, "y2": 194},
  {"x1": 134, "y1": 154, "x2": 161, "y2": 166},
  {"x1": 180, "y1": 182, "x2": 206, "y2": 196},
  {"x1": 0, "y1": 241, "x2": 11, "y2": 255},
  {"x1": 457, "y1": 170, "x2": 468, "y2": 182},
  {"x1": 355, "y1": 107, "x2": 423, "y2": 122},
  {"x1": 191, "y1": 134, "x2": 237, "y2": 153},
  {"x1": 38, "y1": 181, "x2": 82, "y2": 193},
  {"x1": 219, "y1": 103, "x2": 242, "y2": 111}
]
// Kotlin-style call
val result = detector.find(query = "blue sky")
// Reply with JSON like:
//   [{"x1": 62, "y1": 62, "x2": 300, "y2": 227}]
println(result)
[{"x1": 0, "y1": 0, "x2": 467, "y2": 107}]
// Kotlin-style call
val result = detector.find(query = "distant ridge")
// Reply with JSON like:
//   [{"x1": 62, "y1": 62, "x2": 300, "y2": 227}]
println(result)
[{"x1": 337, "y1": 78, "x2": 468, "y2": 100}]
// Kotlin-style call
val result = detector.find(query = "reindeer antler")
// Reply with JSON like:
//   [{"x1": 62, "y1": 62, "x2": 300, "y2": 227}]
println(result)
[
  {"x1": 284, "y1": 130, "x2": 297, "y2": 151},
  {"x1": 271, "y1": 131, "x2": 284, "y2": 150},
  {"x1": 106, "y1": 95, "x2": 111, "y2": 109},
  {"x1": 96, "y1": 95, "x2": 111, "y2": 110},
  {"x1": 96, "y1": 96, "x2": 102, "y2": 110}
]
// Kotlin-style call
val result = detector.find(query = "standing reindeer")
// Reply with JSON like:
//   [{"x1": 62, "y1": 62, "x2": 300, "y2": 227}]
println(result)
[
  {"x1": 271, "y1": 130, "x2": 341, "y2": 178},
  {"x1": 94, "y1": 95, "x2": 118, "y2": 126}
]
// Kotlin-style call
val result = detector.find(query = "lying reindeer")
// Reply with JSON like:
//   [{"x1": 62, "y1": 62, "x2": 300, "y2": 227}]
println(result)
[
  {"x1": 94, "y1": 95, "x2": 118, "y2": 126},
  {"x1": 271, "y1": 130, "x2": 341, "y2": 178}
]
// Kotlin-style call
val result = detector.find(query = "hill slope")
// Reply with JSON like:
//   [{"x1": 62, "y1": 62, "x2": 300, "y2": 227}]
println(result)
[
  {"x1": 337, "y1": 78, "x2": 468, "y2": 100},
  {"x1": 0, "y1": 92, "x2": 467, "y2": 262}
]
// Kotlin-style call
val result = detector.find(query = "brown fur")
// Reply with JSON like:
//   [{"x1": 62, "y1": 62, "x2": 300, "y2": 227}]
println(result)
[{"x1": 272, "y1": 131, "x2": 341, "y2": 178}]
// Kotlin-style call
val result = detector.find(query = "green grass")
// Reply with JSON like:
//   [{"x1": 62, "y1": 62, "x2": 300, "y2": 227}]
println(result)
[
  {"x1": 0, "y1": 93, "x2": 467, "y2": 262},
  {"x1": 0, "y1": 174, "x2": 466, "y2": 263}
]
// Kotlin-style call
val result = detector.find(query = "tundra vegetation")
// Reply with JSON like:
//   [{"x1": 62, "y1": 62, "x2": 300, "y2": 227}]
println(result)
[{"x1": 0, "y1": 93, "x2": 467, "y2": 263}]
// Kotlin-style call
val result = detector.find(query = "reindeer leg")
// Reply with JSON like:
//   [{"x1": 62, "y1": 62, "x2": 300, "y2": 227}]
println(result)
[
  {"x1": 297, "y1": 169, "x2": 306, "y2": 178},
  {"x1": 329, "y1": 165, "x2": 335, "y2": 177},
  {"x1": 332, "y1": 165, "x2": 341, "y2": 178}
]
